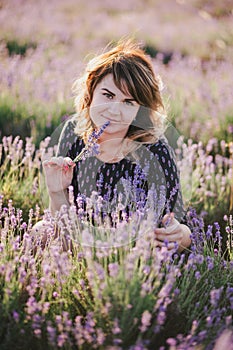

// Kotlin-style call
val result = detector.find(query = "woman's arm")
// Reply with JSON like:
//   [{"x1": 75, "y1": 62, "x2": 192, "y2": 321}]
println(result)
[
  {"x1": 148, "y1": 140, "x2": 192, "y2": 252},
  {"x1": 43, "y1": 117, "x2": 78, "y2": 216},
  {"x1": 178, "y1": 223, "x2": 192, "y2": 252}
]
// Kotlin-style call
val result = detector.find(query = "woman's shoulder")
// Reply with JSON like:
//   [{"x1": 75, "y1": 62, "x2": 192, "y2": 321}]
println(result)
[
  {"x1": 147, "y1": 136, "x2": 175, "y2": 158},
  {"x1": 61, "y1": 114, "x2": 78, "y2": 133},
  {"x1": 57, "y1": 114, "x2": 83, "y2": 157}
]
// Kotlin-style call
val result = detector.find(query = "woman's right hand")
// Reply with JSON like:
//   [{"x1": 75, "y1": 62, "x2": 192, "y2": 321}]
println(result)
[{"x1": 42, "y1": 156, "x2": 76, "y2": 194}]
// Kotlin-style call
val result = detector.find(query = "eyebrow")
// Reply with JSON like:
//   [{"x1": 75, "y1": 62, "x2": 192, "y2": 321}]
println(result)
[
  {"x1": 101, "y1": 88, "x2": 136, "y2": 101},
  {"x1": 101, "y1": 88, "x2": 115, "y2": 96}
]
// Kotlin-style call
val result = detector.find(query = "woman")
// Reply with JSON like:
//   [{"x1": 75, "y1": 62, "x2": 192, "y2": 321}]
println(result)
[{"x1": 41, "y1": 40, "x2": 191, "y2": 252}]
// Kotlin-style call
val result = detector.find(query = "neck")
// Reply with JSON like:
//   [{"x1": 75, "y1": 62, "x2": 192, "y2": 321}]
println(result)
[
  {"x1": 98, "y1": 137, "x2": 124, "y2": 153},
  {"x1": 96, "y1": 138, "x2": 125, "y2": 163}
]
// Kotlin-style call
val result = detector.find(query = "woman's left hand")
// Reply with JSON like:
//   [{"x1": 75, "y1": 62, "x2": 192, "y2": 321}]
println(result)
[{"x1": 154, "y1": 212, "x2": 183, "y2": 250}]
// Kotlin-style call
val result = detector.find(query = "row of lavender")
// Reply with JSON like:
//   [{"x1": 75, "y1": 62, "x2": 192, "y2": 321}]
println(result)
[
  {"x1": 0, "y1": 133, "x2": 232, "y2": 349},
  {"x1": 1, "y1": 134, "x2": 231, "y2": 224},
  {"x1": 0, "y1": 0, "x2": 233, "y2": 145}
]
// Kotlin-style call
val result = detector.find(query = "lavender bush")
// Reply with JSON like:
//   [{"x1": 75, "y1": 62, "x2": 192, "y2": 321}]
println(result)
[
  {"x1": 0, "y1": 0, "x2": 232, "y2": 144},
  {"x1": 1, "y1": 134, "x2": 231, "y2": 228},
  {"x1": 0, "y1": 134, "x2": 232, "y2": 349},
  {"x1": 0, "y1": 192, "x2": 232, "y2": 349},
  {"x1": 176, "y1": 136, "x2": 232, "y2": 225}
]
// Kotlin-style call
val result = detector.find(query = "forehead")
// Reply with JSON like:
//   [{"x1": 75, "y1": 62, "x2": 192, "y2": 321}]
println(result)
[{"x1": 97, "y1": 74, "x2": 132, "y2": 97}]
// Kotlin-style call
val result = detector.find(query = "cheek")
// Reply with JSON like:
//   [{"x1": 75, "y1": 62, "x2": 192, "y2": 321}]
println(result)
[
  {"x1": 89, "y1": 109, "x2": 99, "y2": 124},
  {"x1": 90, "y1": 92, "x2": 107, "y2": 108},
  {"x1": 89, "y1": 105, "x2": 106, "y2": 125},
  {"x1": 90, "y1": 97, "x2": 108, "y2": 113},
  {"x1": 123, "y1": 107, "x2": 139, "y2": 123}
]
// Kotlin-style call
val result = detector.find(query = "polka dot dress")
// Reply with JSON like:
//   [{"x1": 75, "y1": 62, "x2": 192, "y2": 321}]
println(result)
[{"x1": 57, "y1": 117, "x2": 187, "y2": 223}]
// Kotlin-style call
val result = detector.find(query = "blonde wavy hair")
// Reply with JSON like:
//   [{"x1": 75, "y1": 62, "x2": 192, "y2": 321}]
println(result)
[{"x1": 72, "y1": 39, "x2": 167, "y2": 143}]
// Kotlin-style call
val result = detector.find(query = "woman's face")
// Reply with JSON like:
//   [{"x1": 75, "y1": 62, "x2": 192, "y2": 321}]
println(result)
[{"x1": 89, "y1": 74, "x2": 140, "y2": 139}]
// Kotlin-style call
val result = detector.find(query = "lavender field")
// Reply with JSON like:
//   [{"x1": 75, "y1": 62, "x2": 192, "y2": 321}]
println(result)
[{"x1": 0, "y1": 0, "x2": 233, "y2": 349}]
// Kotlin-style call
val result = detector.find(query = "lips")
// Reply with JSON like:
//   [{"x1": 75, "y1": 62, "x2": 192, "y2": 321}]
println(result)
[
  {"x1": 102, "y1": 116, "x2": 119, "y2": 123},
  {"x1": 108, "y1": 119, "x2": 118, "y2": 123}
]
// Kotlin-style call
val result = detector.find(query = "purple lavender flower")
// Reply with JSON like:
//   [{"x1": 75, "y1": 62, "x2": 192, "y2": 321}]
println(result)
[
  {"x1": 12, "y1": 310, "x2": 20, "y2": 323},
  {"x1": 210, "y1": 287, "x2": 223, "y2": 307},
  {"x1": 112, "y1": 318, "x2": 121, "y2": 335},
  {"x1": 108, "y1": 262, "x2": 119, "y2": 278},
  {"x1": 47, "y1": 322, "x2": 57, "y2": 346},
  {"x1": 73, "y1": 121, "x2": 110, "y2": 162},
  {"x1": 140, "y1": 310, "x2": 152, "y2": 332}
]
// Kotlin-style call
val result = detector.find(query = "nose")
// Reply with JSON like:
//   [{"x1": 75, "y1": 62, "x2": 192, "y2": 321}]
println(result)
[{"x1": 108, "y1": 102, "x2": 121, "y2": 115}]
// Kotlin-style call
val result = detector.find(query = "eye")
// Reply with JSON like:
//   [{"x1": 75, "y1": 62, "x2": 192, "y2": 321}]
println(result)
[
  {"x1": 124, "y1": 100, "x2": 135, "y2": 106},
  {"x1": 103, "y1": 93, "x2": 113, "y2": 100}
]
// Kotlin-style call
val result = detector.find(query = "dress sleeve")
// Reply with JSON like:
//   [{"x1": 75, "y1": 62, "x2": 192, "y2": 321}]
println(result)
[
  {"x1": 56, "y1": 116, "x2": 79, "y2": 159},
  {"x1": 149, "y1": 139, "x2": 187, "y2": 224}
]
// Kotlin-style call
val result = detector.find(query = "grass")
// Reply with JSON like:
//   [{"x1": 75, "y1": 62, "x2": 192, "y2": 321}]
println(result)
[{"x1": 5, "y1": 39, "x2": 37, "y2": 57}]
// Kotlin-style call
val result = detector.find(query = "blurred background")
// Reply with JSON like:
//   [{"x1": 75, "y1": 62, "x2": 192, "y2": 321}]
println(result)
[{"x1": 0, "y1": 0, "x2": 232, "y2": 146}]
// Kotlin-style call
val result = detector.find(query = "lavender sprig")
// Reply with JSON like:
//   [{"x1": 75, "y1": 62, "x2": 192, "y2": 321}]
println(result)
[{"x1": 73, "y1": 121, "x2": 110, "y2": 163}]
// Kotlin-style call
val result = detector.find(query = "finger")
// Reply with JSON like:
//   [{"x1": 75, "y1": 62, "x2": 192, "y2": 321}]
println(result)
[
  {"x1": 156, "y1": 232, "x2": 182, "y2": 242},
  {"x1": 166, "y1": 242, "x2": 177, "y2": 250},
  {"x1": 162, "y1": 212, "x2": 174, "y2": 227},
  {"x1": 52, "y1": 156, "x2": 64, "y2": 166},
  {"x1": 155, "y1": 239, "x2": 163, "y2": 247},
  {"x1": 62, "y1": 158, "x2": 76, "y2": 173},
  {"x1": 155, "y1": 220, "x2": 181, "y2": 236},
  {"x1": 42, "y1": 160, "x2": 61, "y2": 169},
  {"x1": 154, "y1": 227, "x2": 167, "y2": 235},
  {"x1": 45, "y1": 156, "x2": 67, "y2": 168},
  {"x1": 155, "y1": 240, "x2": 176, "y2": 250},
  {"x1": 165, "y1": 221, "x2": 180, "y2": 234},
  {"x1": 64, "y1": 157, "x2": 76, "y2": 168},
  {"x1": 42, "y1": 159, "x2": 50, "y2": 167},
  {"x1": 45, "y1": 158, "x2": 61, "y2": 167}
]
